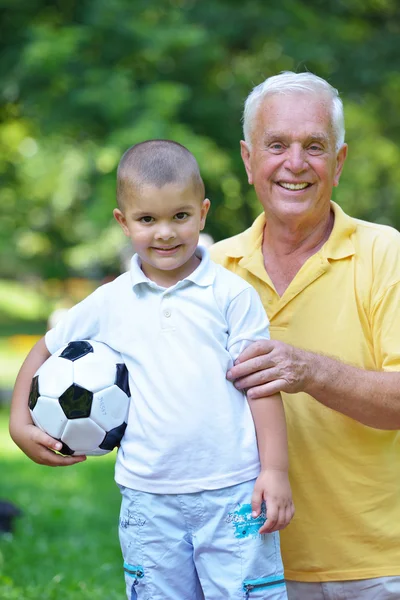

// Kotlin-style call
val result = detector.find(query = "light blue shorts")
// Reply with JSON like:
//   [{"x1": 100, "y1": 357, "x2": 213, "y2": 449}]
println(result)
[{"x1": 118, "y1": 478, "x2": 287, "y2": 600}]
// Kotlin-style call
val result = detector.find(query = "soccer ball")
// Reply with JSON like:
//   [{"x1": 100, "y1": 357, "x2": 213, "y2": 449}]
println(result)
[{"x1": 29, "y1": 340, "x2": 131, "y2": 456}]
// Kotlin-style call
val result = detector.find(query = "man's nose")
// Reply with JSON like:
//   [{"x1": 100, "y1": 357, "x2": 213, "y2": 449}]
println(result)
[{"x1": 285, "y1": 145, "x2": 307, "y2": 173}]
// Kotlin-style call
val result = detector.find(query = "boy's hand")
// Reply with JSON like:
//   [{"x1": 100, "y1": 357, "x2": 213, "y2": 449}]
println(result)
[
  {"x1": 251, "y1": 469, "x2": 294, "y2": 534},
  {"x1": 12, "y1": 423, "x2": 87, "y2": 467}
]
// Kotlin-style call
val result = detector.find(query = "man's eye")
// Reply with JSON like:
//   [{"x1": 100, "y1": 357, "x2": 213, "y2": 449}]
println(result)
[
  {"x1": 269, "y1": 143, "x2": 284, "y2": 152},
  {"x1": 140, "y1": 216, "x2": 154, "y2": 223},
  {"x1": 175, "y1": 212, "x2": 189, "y2": 220},
  {"x1": 308, "y1": 144, "x2": 323, "y2": 154}
]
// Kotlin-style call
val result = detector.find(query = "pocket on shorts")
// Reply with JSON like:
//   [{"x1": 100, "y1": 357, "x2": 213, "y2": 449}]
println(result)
[
  {"x1": 243, "y1": 575, "x2": 286, "y2": 598},
  {"x1": 123, "y1": 563, "x2": 144, "y2": 600}
]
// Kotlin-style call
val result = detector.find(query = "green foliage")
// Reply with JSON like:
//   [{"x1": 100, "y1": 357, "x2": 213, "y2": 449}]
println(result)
[
  {"x1": 1, "y1": 0, "x2": 400, "y2": 280},
  {"x1": 0, "y1": 408, "x2": 124, "y2": 600}
]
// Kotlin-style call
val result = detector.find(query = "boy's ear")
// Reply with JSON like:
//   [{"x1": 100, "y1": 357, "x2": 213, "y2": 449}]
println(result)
[
  {"x1": 200, "y1": 198, "x2": 211, "y2": 230},
  {"x1": 113, "y1": 208, "x2": 130, "y2": 237}
]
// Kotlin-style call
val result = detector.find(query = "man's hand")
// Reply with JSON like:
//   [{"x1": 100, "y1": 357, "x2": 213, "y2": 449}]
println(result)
[
  {"x1": 227, "y1": 339, "x2": 311, "y2": 399},
  {"x1": 252, "y1": 469, "x2": 294, "y2": 533},
  {"x1": 11, "y1": 423, "x2": 86, "y2": 467}
]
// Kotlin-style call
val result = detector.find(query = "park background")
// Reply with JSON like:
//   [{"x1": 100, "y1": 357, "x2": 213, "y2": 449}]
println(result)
[{"x1": 1, "y1": 0, "x2": 400, "y2": 598}]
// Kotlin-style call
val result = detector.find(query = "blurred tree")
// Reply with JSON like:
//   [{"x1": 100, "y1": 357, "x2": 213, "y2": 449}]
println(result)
[{"x1": 1, "y1": 0, "x2": 400, "y2": 280}]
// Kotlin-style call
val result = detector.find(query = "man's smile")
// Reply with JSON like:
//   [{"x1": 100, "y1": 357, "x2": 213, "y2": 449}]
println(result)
[{"x1": 277, "y1": 182, "x2": 311, "y2": 190}]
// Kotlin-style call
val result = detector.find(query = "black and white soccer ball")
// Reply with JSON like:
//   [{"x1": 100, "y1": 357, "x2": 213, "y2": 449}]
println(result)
[{"x1": 29, "y1": 340, "x2": 131, "y2": 456}]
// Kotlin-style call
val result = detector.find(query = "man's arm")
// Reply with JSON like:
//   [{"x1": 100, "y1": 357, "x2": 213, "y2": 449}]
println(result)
[
  {"x1": 248, "y1": 392, "x2": 294, "y2": 533},
  {"x1": 9, "y1": 337, "x2": 86, "y2": 466},
  {"x1": 228, "y1": 340, "x2": 400, "y2": 430}
]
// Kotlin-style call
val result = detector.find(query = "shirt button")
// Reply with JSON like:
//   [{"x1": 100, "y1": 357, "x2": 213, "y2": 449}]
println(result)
[
  {"x1": 164, "y1": 293, "x2": 170, "y2": 299},
  {"x1": 164, "y1": 309, "x2": 171, "y2": 318}
]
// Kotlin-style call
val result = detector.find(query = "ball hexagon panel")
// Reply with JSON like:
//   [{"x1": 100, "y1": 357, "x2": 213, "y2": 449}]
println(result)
[
  {"x1": 73, "y1": 351, "x2": 118, "y2": 393},
  {"x1": 37, "y1": 355, "x2": 74, "y2": 398},
  {"x1": 31, "y1": 396, "x2": 69, "y2": 439},
  {"x1": 90, "y1": 385, "x2": 130, "y2": 431},
  {"x1": 59, "y1": 384, "x2": 93, "y2": 419},
  {"x1": 62, "y1": 418, "x2": 106, "y2": 455}
]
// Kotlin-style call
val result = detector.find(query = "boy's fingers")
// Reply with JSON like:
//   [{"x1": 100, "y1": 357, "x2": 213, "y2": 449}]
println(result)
[
  {"x1": 30, "y1": 426, "x2": 62, "y2": 451},
  {"x1": 287, "y1": 503, "x2": 295, "y2": 524},
  {"x1": 276, "y1": 506, "x2": 289, "y2": 531},
  {"x1": 38, "y1": 447, "x2": 87, "y2": 467},
  {"x1": 52, "y1": 454, "x2": 87, "y2": 467},
  {"x1": 260, "y1": 502, "x2": 278, "y2": 533},
  {"x1": 251, "y1": 489, "x2": 262, "y2": 517}
]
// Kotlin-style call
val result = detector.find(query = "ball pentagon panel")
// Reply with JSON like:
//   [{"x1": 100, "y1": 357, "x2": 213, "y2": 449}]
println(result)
[
  {"x1": 59, "y1": 384, "x2": 93, "y2": 419},
  {"x1": 116, "y1": 364, "x2": 131, "y2": 396},
  {"x1": 59, "y1": 340, "x2": 94, "y2": 361},
  {"x1": 100, "y1": 422, "x2": 127, "y2": 451}
]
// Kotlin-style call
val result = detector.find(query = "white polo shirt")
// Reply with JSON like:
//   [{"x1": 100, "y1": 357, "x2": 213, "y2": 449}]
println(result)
[{"x1": 45, "y1": 247, "x2": 271, "y2": 493}]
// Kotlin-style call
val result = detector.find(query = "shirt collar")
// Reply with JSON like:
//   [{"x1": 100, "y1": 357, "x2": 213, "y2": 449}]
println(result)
[
  {"x1": 321, "y1": 201, "x2": 356, "y2": 260},
  {"x1": 129, "y1": 245, "x2": 216, "y2": 292},
  {"x1": 223, "y1": 201, "x2": 356, "y2": 262}
]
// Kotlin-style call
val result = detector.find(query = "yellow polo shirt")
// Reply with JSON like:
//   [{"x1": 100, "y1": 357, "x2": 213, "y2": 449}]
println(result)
[{"x1": 210, "y1": 201, "x2": 400, "y2": 582}]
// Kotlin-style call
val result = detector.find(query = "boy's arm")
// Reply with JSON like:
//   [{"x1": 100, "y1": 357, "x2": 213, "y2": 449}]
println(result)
[
  {"x1": 226, "y1": 286, "x2": 294, "y2": 532},
  {"x1": 248, "y1": 393, "x2": 294, "y2": 533},
  {"x1": 9, "y1": 337, "x2": 86, "y2": 466}
]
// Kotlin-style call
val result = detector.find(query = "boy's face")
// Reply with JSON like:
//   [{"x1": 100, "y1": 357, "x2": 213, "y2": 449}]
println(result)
[{"x1": 113, "y1": 181, "x2": 210, "y2": 286}]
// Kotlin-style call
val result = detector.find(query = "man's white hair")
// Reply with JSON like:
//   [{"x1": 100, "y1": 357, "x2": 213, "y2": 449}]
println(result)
[{"x1": 243, "y1": 71, "x2": 345, "y2": 151}]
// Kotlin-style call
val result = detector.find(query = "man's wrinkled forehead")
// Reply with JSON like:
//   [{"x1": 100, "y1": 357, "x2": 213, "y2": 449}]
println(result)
[{"x1": 255, "y1": 92, "x2": 336, "y2": 143}]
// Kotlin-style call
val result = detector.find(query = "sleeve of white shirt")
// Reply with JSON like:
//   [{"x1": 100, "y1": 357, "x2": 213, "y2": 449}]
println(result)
[
  {"x1": 45, "y1": 286, "x2": 103, "y2": 354},
  {"x1": 226, "y1": 286, "x2": 270, "y2": 362}
]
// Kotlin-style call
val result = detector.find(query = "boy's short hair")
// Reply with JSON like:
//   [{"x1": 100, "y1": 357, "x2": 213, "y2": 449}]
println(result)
[{"x1": 116, "y1": 140, "x2": 205, "y2": 209}]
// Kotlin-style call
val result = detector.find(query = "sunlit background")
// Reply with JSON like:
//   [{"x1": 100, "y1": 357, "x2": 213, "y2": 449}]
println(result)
[{"x1": 1, "y1": 2, "x2": 400, "y2": 597}]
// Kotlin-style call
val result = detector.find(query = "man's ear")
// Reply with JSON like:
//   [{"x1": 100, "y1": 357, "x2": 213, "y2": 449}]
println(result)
[
  {"x1": 240, "y1": 140, "x2": 253, "y2": 185},
  {"x1": 113, "y1": 208, "x2": 130, "y2": 237},
  {"x1": 333, "y1": 144, "x2": 348, "y2": 187}
]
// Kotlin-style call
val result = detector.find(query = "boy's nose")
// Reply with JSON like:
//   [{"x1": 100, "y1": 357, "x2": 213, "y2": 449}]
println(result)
[{"x1": 154, "y1": 225, "x2": 176, "y2": 240}]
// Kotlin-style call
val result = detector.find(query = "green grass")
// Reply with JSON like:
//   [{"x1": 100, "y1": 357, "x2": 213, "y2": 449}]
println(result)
[{"x1": 0, "y1": 408, "x2": 126, "y2": 599}]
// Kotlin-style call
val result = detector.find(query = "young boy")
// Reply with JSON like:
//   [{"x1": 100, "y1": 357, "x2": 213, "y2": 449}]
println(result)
[{"x1": 10, "y1": 140, "x2": 294, "y2": 599}]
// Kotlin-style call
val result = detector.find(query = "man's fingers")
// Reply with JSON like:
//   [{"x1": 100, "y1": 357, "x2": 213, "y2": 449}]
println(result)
[
  {"x1": 246, "y1": 379, "x2": 287, "y2": 399},
  {"x1": 235, "y1": 340, "x2": 274, "y2": 364},
  {"x1": 228, "y1": 354, "x2": 274, "y2": 379},
  {"x1": 231, "y1": 365, "x2": 280, "y2": 389}
]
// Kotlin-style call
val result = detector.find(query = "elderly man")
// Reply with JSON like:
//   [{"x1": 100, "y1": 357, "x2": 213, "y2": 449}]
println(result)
[{"x1": 210, "y1": 71, "x2": 400, "y2": 600}]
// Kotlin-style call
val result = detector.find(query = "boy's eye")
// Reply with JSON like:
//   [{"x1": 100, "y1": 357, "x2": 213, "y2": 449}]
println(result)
[
  {"x1": 174, "y1": 212, "x2": 189, "y2": 220},
  {"x1": 140, "y1": 216, "x2": 154, "y2": 223}
]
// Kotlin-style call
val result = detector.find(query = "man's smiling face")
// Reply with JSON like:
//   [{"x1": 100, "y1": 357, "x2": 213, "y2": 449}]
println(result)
[{"x1": 240, "y1": 92, "x2": 347, "y2": 227}]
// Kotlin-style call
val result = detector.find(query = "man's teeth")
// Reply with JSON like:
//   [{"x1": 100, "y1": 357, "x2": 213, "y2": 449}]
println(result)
[{"x1": 279, "y1": 182, "x2": 309, "y2": 190}]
